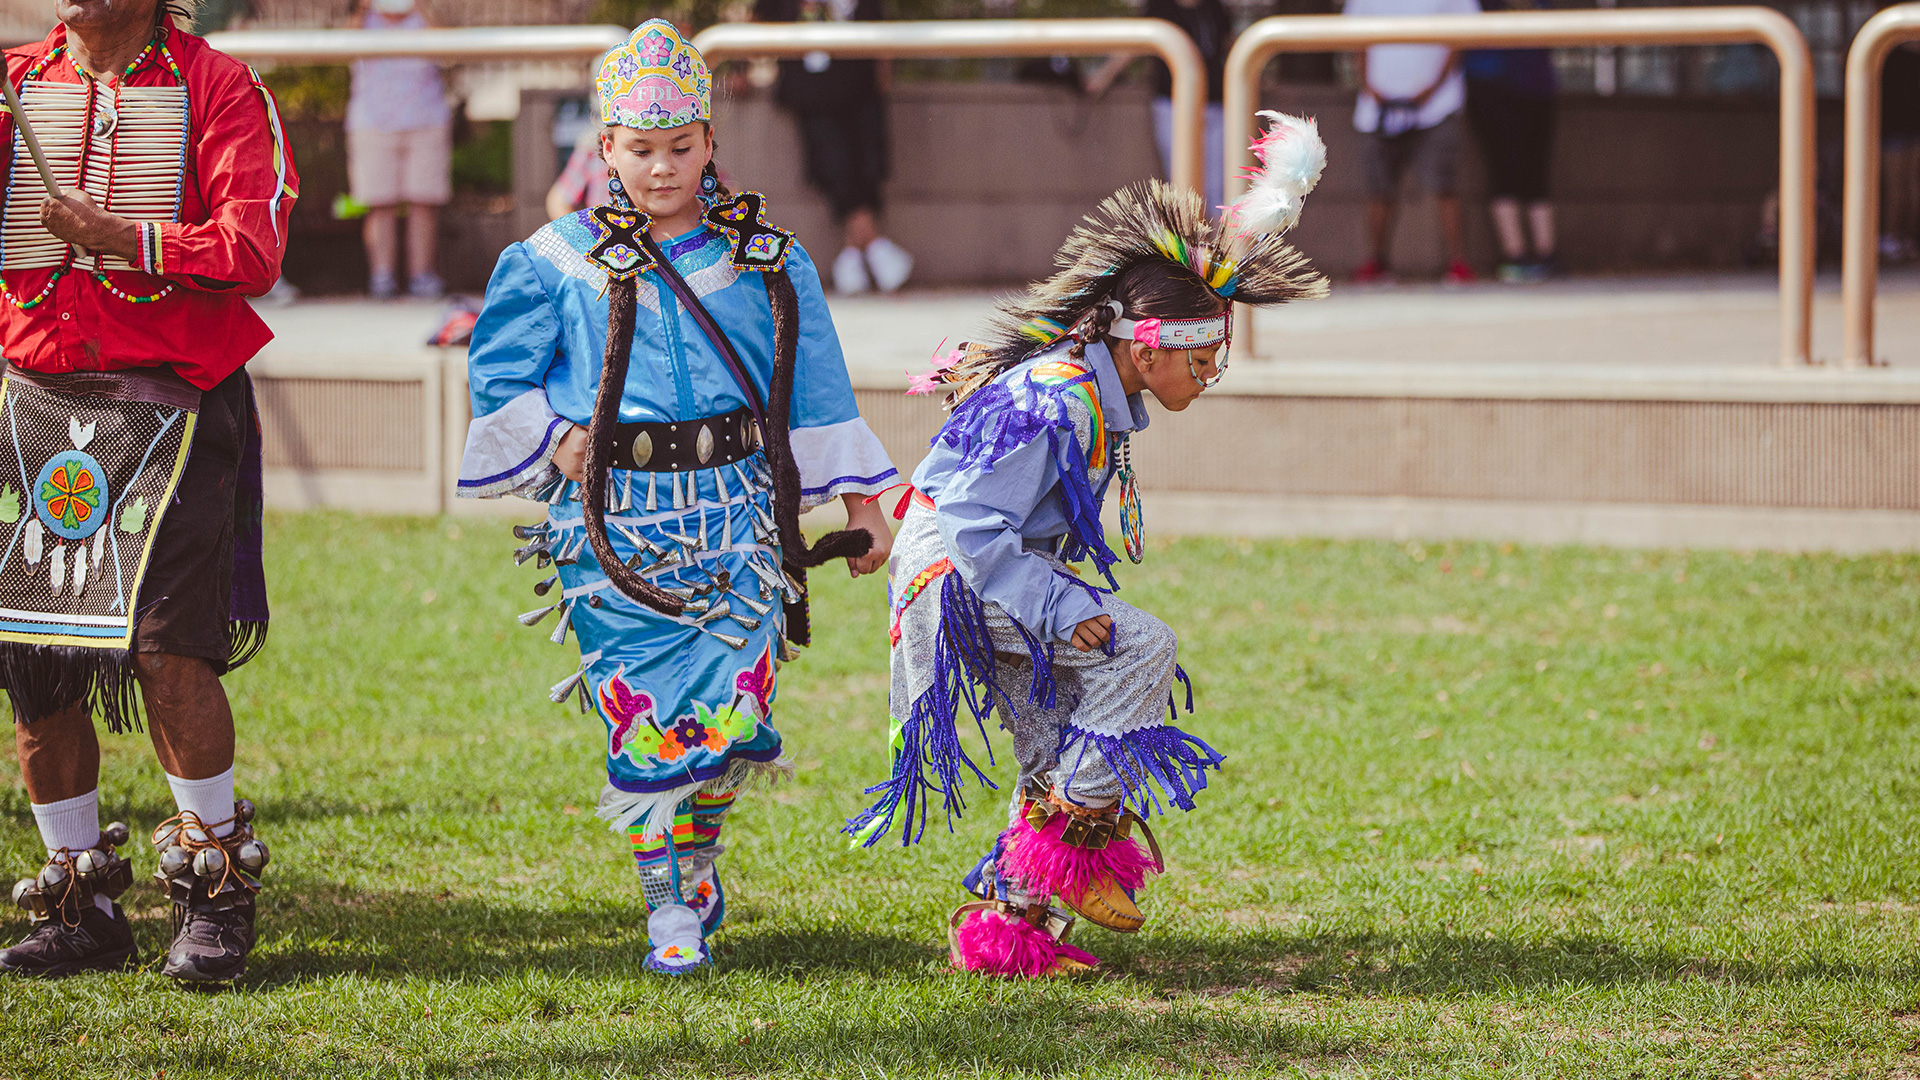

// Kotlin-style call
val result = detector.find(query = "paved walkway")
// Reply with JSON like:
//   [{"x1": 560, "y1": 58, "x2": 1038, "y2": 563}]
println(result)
[{"x1": 253, "y1": 268, "x2": 1920, "y2": 388}]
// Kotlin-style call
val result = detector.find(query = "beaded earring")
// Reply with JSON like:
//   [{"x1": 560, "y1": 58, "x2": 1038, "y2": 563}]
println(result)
[{"x1": 607, "y1": 169, "x2": 632, "y2": 209}]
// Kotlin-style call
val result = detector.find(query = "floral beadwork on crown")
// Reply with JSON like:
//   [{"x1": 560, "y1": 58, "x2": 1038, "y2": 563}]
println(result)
[{"x1": 597, "y1": 19, "x2": 712, "y2": 131}]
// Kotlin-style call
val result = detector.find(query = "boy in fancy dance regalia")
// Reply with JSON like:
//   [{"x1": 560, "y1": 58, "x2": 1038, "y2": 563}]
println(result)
[
  {"x1": 853, "y1": 114, "x2": 1329, "y2": 977},
  {"x1": 0, "y1": 0, "x2": 295, "y2": 983},
  {"x1": 458, "y1": 21, "x2": 898, "y2": 975}
]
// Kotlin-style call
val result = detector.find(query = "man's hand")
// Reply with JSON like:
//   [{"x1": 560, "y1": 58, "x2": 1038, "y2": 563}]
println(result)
[
  {"x1": 40, "y1": 189, "x2": 139, "y2": 260},
  {"x1": 553, "y1": 424, "x2": 587, "y2": 482},
  {"x1": 842, "y1": 494, "x2": 892, "y2": 578},
  {"x1": 1070, "y1": 614, "x2": 1113, "y2": 653}
]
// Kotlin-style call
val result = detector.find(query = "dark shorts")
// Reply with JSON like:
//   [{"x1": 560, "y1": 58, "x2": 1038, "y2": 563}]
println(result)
[
  {"x1": 1466, "y1": 83, "x2": 1556, "y2": 201},
  {"x1": 134, "y1": 368, "x2": 258, "y2": 672},
  {"x1": 793, "y1": 96, "x2": 890, "y2": 220},
  {"x1": 1362, "y1": 114, "x2": 1464, "y2": 198}
]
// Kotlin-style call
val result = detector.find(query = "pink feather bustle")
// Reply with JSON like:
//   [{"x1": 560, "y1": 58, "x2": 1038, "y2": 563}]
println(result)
[
  {"x1": 951, "y1": 906, "x2": 1100, "y2": 978},
  {"x1": 998, "y1": 811, "x2": 1159, "y2": 903}
]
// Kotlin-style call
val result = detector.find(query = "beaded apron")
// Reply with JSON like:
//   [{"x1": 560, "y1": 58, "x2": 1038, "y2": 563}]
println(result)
[{"x1": 0, "y1": 364, "x2": 196, "y2": 650}]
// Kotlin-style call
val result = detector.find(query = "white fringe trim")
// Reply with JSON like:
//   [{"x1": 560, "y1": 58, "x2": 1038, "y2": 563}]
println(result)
[{"x1": 594, "y1": 754, "x2": 796, "y2": 839}]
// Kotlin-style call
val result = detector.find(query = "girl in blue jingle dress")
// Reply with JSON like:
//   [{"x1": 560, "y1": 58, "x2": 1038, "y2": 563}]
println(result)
[{"x1": 457, "y1": 20, "x2": 896, "y2": 975}]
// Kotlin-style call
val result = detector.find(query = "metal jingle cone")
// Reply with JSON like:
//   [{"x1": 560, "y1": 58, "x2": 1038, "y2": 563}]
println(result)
[
  {"x1": 512, "y1": 523, "x2": 547, "y2": 541},
  {"x1": 534, "y1": 574, "x2": 559, "y2": 596},
  {"x1": 731, "y1": 613, "x2": 762, "y2": 632},
  {"x1": 706, "y1": 629, "x2": 749, "y2": 650},
  {"x1": 548, "y1": 666, "x2": 586, "y2": 703},
  {"x1": 518, "y1": 603, "x2": 559, "y2": 627},
  {"x1": 727, "y1": 588, "x2": 772, "y2": 616},
  {"x1": 548, "y1": 601, "x2": 574, "y2": 645},
  {"x1": 692, "y1": 600, "x2": 731, "y2": 626},
  {"x1": 157, "y1": 844, "x2": 190, "y2": 879}
]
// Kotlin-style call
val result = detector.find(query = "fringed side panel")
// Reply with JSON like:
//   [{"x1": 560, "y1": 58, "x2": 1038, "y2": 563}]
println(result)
[
  {"x1": 1058, "y1": 722, "x2": 1225, "y2": 818},
  {"x1": 846, "y1": 572, "x2": 1013, "y2": 847},
  {"x1": 225, "y1": 621, "x2": 268, "y2": 672}
]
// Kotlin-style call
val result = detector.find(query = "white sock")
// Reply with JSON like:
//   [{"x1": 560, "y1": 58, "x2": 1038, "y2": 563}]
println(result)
[
  {"x1": 166, "y1": 767, "x2": 237, "y2": 841},
  {"x1": 30, "y1": 790, "x2": 112, "y2": 914}
]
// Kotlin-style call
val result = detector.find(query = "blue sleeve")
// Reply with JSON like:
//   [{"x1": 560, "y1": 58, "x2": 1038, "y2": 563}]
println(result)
[
  {"x1": 457, "y1": 244, "x2": 572, "y2": 499},
  {"x1": 933, "y1": 434, "x2": 1106, "y2": 644},
  {"x1": 467, "y1": 243, "x2": 562, "y2": 419},
  {"x1": 784, "y1": 244, "x2": 860, "y2": 432}
]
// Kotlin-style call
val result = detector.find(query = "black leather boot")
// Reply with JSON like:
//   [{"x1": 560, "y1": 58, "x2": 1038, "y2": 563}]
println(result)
[
  {"x1": 2, "y1": 823, "x2": 138, "y2": 978},
  {"x1": 152, "y1": 800, "x2": 269, "y2": 984}
]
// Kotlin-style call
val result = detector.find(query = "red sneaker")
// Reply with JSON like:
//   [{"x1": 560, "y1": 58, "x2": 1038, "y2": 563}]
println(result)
[
  {"x1": 1353, "y1": 259, "x2": 1389, "y2": 284},
  {"x1": 1443, "y1": 259, "x2": 1477, "y2": 285}
]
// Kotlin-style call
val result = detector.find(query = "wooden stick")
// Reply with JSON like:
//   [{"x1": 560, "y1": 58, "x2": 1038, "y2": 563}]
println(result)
[{"x1": 1, "y1": 75, "x2": 62, "y2": 198}]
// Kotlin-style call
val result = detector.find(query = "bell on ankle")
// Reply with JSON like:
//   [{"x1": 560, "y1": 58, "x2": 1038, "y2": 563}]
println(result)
[
  {"x1": 11, "y1": 877, "x2": 36, "y2": 910},
  {"x1": 71, "y1": 848, "x2": 107, "y2": 880},
  {"x1": 234, "y1": 838, "x2": 269, "y2": 874},
  {"x1": 101, "y1": 822, "x2": 130, "y2": 848},
  {"x1": 36, "y1": 861, "x2": 69, "y2": 893},
  {"x1": 192, "y1": 847, "x2": 227, "y2": 879},
  {"x1": 157, "y1": 845, "x2": 191, "y2": 879},
  {"x1": 234, "y1": 799, "x2": 255, "y2": 825}
]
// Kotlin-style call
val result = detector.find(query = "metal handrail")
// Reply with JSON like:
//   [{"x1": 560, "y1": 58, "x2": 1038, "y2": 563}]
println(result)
[
  {"x1": 1223, "y1": 8, "x2": 1816, "y2": 367},
  {"x1": 205, "y1": 24, "x2": 630, "y2": 62},
  {"x1": 693, "y1": 19, "x2": 1207, "y2": 194},
  {"x1": 1840, "y1": 3, "x2": 1920, "y2": 369}
]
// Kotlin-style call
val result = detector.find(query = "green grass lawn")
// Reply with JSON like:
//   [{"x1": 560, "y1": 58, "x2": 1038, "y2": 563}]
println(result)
[{"x1": 4, "y1": 512, "x2": 1920, "y2": 1078}]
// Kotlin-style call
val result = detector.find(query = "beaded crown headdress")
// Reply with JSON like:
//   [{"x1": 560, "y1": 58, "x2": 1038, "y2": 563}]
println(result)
[
  {"x1": 597, "y1": 19, "x2": 712, "y2": 131},
  {"x1": 933, "y1": 112, "x2": 1330, "y2": 406}
]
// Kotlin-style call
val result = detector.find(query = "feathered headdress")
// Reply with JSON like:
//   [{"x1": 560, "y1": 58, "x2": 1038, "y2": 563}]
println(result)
[{"x1": 924, "y1": 112, "x2": 1329, "y2": 407}]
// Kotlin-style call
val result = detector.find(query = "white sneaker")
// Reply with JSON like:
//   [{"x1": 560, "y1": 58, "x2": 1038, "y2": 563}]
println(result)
[
  {"x1": 832, "y1": 246, "x2": 871, "y2": 295},
  {"x1": 865, "y1": 236, "x2": 913, "y2": 293}
]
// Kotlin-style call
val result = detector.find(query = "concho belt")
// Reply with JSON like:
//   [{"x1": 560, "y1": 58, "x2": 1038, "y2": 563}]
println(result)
[{"x1": 607, "y1": 406, "x2": 761, "y2": 473}]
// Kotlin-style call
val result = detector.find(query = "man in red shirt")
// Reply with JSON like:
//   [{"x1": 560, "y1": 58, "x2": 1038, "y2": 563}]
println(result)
[{"x1": 0, "y1": 0, "x2": 296, "y2": 983}]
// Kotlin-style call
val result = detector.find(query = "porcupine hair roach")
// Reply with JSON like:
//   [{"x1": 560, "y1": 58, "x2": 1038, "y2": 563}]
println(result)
[{"x1": 937, "y1": 180, "x2": 1326, "y2": 409}]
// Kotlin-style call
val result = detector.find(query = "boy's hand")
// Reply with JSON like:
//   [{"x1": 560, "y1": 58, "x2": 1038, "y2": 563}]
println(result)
[
  {"x1": 1070, "y1": 614, "x2": 1113, "y2": 653},
  {"x1": 553, "y1": 425, "x2": 587, "y2": 482}
]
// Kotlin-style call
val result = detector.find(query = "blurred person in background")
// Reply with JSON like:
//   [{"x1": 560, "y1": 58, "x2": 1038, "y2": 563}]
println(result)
[
  {"x1": 752, "y1": 0, "x2": 912, "y2": 295},
  {"x1": 1464, "y1": 0, "x2": 1558, "y2": 283},
  {"x1": 346, "y1": 0, "x2": 450, "y2": 300},
  {"x1": 1088, "y1": 0, "x2": 1231, "y2": 210},
  {"x1": 1346, "y1": 0, "x2": 1481, "y2": 284},
  {"x1": 1881, "y1": 42, "x2": 1920, "y2": 264},
  {"x1": 546, "y1": 125, "x2": 612, "y2": 220}
]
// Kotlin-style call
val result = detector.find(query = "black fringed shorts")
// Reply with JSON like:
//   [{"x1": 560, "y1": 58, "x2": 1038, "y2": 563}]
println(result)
[{"x1": 134, "y1": 368, "x2": 252, "y2": 674}]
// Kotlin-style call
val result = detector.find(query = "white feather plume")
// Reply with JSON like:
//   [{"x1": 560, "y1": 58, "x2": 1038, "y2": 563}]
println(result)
[{"x1": 1228, "y1": 111, "x2": 1327, "y2": 237}]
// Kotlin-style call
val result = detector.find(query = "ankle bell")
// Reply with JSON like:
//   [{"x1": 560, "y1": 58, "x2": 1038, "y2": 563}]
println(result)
[{"x1": 11, "y1": 821, "x2": 134, "y2": 924}]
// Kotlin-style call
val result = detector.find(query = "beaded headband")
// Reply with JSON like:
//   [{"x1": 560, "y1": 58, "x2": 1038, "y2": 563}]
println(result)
[
  {"x1": 1109, "y1": 312, "x2": 1230, "y2": 350},
  {"x1": 597, "y1": 19, "x2": 711, "y2": 131}
]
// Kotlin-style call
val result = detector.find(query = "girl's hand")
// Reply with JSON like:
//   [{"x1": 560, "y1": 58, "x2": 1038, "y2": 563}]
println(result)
[
  {"x1": 842, "y1": 494, "x2": 893, "y2": 578},
  {"x1": 1070, "y1": 614, "x2": 1113, "y2": 653},
  {"x1": 553, "y1": 425, "x2": 587, "y2": 482}
]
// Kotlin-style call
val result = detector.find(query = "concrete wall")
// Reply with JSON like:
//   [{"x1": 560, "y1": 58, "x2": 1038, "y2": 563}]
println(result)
[{"x1": 526, "y1": 80, "x2": 1780, "y2": 284}]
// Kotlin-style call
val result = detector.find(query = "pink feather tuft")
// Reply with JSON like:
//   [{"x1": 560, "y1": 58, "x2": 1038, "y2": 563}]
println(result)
[
  {"x1": 907, "y1": 337, "x2": 964, "y2": 396},
  {"x1": 952, "y1": 907, "x2": 1100, "y2": 978},
  {"x1": 998, "y1": 811, "x2": 1158, "y2": 903}
]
